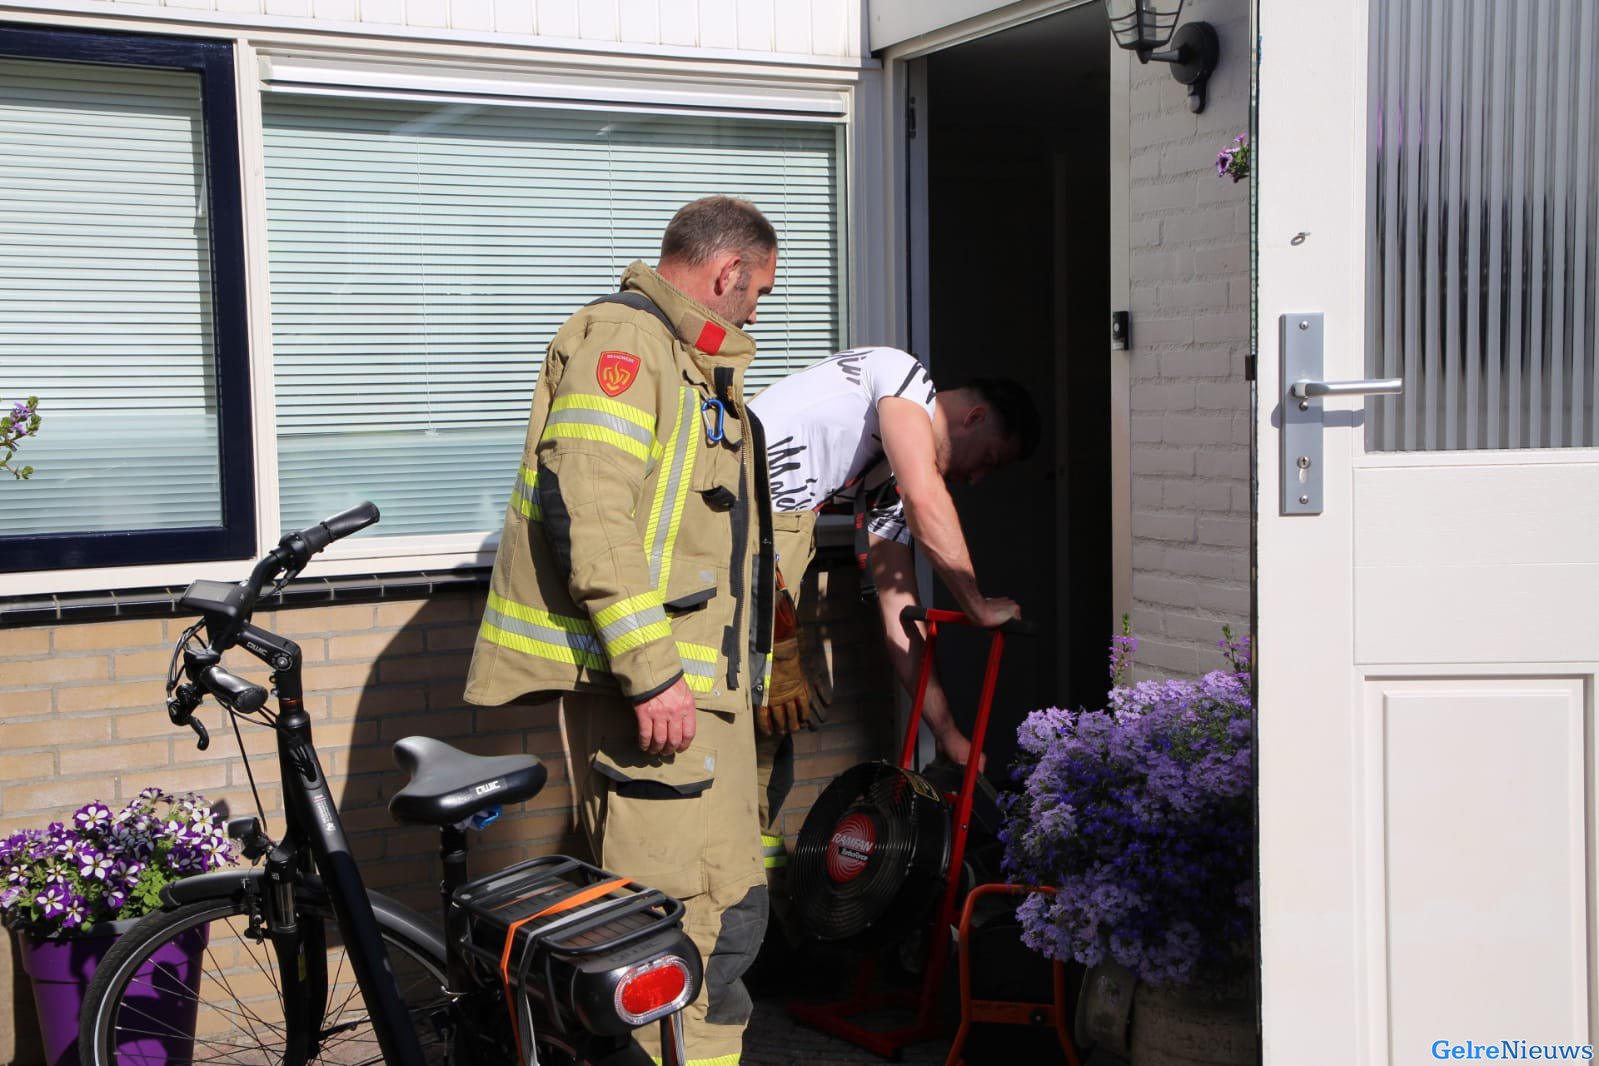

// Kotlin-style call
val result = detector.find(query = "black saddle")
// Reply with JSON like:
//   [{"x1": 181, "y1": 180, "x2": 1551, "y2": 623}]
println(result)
[{"x1": 388, "y1": 736, "x2": 548, "y2": 827}]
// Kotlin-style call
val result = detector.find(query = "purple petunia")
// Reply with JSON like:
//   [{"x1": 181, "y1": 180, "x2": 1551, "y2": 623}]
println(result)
[{"x1": 1, "y1": 789, "x2": 236, "y2": 938}]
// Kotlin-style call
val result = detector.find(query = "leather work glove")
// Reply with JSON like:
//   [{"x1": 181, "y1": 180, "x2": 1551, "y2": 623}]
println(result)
[{"x1": 756, "y1": 634, "x2": 811, "y2": 736}]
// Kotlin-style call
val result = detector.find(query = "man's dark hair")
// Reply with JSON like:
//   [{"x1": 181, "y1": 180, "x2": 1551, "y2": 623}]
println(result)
[
  {"x1": 948, "y1": 377, "x2": 1042, "y2": 461},
  {"x1": 659, "y1": 196, "x2": 778, "y2": 266}
]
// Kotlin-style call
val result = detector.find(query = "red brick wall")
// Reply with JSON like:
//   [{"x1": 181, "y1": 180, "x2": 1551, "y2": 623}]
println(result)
[{"x1": 0, "y1": 563, "x2": 891, "y2": 1062}]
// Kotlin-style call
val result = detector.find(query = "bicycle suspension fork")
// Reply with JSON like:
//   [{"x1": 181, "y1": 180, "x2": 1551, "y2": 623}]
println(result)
[{"x1": 247, "y1": 625, "x2": 430, "y2": 1066}]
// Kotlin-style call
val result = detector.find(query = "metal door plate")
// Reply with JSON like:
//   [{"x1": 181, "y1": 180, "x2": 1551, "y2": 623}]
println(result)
[{"x1": 1280, "y1": 313, "x2": 1323, "y2": 515}]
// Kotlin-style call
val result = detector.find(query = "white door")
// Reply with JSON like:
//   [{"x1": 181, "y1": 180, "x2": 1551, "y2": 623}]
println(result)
[{"x1": 1256, "y1": 1, "x2": 1599, "y2": 1063}]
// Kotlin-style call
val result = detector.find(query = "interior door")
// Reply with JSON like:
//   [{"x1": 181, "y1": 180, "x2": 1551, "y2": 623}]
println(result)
[{"x1": 1256, "y1": 1, "x2": 1599, "y2": 1063}]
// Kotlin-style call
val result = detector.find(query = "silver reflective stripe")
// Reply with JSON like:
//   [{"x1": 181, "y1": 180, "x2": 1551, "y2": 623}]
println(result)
[
  {"x1": 545, "y1": 407, "x2": 658, "y2": 454},
  {"x1": 596, "y1": 601, "x2": 670, "y2": 649},
  {"x1": 483, "y1": 602, "x2": 605, "y2": 662},
  {"x1": 648, "y1": 387, "x2": 700, "y2": 591}
]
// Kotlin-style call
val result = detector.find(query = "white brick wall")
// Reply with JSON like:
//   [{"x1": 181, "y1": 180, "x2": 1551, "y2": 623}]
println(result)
[{"x1": 1126, "y1": 0, "x2": 1251, "y2": 678}]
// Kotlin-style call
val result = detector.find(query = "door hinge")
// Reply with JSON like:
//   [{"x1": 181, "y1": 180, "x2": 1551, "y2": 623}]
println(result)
[{"x1": 907, "y1": 96, "x2": 917, "y2": 139}]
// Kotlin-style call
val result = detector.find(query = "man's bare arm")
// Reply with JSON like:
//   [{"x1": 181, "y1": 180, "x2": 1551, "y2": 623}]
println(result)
[
  {"x1": 868, "y1": 535, "x2": 983, "y2": 768},
  {"x1": 876, "y1": 396, "x2": 1019, "y2": 628}
]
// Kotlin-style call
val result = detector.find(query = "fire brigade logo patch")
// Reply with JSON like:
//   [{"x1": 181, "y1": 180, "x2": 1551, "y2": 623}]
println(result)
[{"x1": 596, "y1": 351, "x2": 640, "y2": 397}]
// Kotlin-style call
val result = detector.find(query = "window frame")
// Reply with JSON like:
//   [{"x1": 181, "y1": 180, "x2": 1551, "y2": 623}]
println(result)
[{"x1": 0, "y1": 24, "x2": 255, "y2": 574}]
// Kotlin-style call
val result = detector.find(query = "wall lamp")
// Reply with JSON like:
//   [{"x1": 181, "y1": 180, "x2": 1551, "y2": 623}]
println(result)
[{"x1": 1103, "y1": 0, "x2": 1220, "y2": 113}]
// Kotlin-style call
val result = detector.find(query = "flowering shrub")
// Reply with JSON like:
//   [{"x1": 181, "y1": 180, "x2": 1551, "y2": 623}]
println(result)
[
  {"x1": 999, "y1": 628, "x2": 1253, "y2": 985},
  {"x1": 0, "y1": 789, "x2": 235, "y2": 938},
  {"x1": 1216, "y1": 133, "x2": 1250, "y2": 183},
  {"x1": 1, "y1": 396, "x2": 42, "y2": 479}
]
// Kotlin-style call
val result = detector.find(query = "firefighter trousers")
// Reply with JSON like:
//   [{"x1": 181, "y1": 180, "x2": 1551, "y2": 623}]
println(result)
[{"x1": 563, "y1": 689, "x2": 765, "y2": 1066}]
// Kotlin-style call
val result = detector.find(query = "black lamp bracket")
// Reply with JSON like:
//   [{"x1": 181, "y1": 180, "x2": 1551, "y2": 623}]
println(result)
[{"x1": 1138, "y1": 20, "x2": 1219, "y2": 113}]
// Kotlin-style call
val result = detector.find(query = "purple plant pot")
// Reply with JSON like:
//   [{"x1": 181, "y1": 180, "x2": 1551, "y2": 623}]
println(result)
[{"x1": 16, "y1": 919, "x2": 209, "y2": 1066}]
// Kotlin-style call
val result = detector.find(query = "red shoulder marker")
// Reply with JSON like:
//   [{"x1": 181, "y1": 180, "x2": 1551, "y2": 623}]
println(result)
[
  {"x1": 597, "y1": 351, "x2": 641, "y2": 396},
  {"x1": 694, "y1": 321, "x2": 726, "y2": 354}
]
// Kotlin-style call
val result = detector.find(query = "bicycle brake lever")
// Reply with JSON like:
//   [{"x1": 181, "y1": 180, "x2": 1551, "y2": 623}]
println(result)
[
  {"x1": 187, "y1": 716, "x2": 210, "y2": 751},
  {"x1": 167, "y1": 683, "x2": 210, "y2": 750}
]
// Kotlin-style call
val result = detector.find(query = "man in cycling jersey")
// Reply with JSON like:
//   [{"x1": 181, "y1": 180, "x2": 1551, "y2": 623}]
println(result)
[{"x1": 747, "y1": 347, "x2": 1039, "y2": 830}]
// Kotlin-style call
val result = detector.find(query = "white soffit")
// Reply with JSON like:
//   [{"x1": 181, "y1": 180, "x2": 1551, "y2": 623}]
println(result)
[{"x1": 868, "y1": 0, "x2": 1035, "y2": 51}]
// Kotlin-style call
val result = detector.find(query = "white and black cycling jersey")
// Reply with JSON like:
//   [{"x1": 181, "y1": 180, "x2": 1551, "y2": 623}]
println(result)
[{"x1": 748, "y1": 346, "x2": 937, "y2": 545}]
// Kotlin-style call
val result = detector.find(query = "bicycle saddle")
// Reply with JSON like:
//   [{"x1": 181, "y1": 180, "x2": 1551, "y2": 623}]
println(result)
[{"x1": 388, "y1": 736, "x2": 549, "y2": 827}]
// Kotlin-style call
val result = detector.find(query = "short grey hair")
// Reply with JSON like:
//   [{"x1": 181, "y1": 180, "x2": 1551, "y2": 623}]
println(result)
[{"x1": 659, "y1": 196, "x2": 777, "y2": 266}]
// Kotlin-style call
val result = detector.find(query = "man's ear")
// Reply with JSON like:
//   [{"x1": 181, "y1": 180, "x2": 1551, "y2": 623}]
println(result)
[
  {"x1": 963, "y1": 404, "x2": 988, "y2": 429},
  {"x1": 712, "y1": 254, "x2": 743, "y2": 296}
]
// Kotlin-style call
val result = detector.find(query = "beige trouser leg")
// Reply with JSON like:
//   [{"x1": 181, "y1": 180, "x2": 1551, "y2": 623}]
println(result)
[
  {"x1": 564, "y1": 690, "x2": 764, "y2": 1066},
  {"x1": 754, "y1": 512, "x2": 818, "y2": 836}
]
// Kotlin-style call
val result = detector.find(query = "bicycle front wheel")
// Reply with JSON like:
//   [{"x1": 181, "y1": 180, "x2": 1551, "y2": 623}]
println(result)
[{"x1": 79, "y1": 892, "x2": 451, "y2": 1065}]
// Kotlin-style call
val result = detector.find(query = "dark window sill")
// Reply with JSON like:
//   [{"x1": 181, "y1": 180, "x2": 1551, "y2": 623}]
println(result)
[{"x1": 0, "y1": 568, "x2": 493, "y2": 629}]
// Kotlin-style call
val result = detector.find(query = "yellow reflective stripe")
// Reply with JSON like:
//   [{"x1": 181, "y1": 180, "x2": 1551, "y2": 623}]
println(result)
[
  {"x1": 677, "y1": 641, "x2": 718, "y2": 664},
  {"x1": 761, "y1": 834, "x2": 788, "y2": 868},
  {"x1": 594, "y1": 592, "x2": 671, "y2": 658},
  {"x1": 650, "y1": 1056, "x2": 740, "y2": 1066},
  {"x1": 540, "y1": 422, "x2": 662, "y2": 464},
  {"x1": 512, "y1": 463, "x2": 541, "y2": 521},
  {"x1": 479, "y1": 620, "x2": 608, "y2": 671},
  {"x1": 677, "y1": 640, "x2": 718, "y2": 692},
  {"x1": 489, "y1": 591, "x2": 589, "y2": 633},
  {"x1": 646, "y1": 387, "x2": 700, "y2": 593},
  {"x1": 551, "y1": 392, "x2": 656, "y2": 433}
]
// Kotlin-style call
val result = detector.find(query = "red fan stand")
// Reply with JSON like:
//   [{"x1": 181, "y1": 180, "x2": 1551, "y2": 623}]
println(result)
[{"x1": 787, "y1": 606, "x2": 1050, "y2": 1060}]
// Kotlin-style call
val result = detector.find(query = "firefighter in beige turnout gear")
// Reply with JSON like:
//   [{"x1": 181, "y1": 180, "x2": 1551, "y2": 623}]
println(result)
[{"x1": 466, "y1": 197, "x2": 779, "y2": 1066}]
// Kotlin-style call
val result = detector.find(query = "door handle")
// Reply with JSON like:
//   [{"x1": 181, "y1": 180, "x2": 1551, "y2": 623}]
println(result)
[
  {"x1": 1289, "y1": 377, "x2": 1403, "y2": 400},
  {"x1": 1280, "y1": 313, "x2": 1403, "y2": 516}
]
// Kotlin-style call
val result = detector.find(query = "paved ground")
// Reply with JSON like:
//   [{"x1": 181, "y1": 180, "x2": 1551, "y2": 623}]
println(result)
[{"x1": 737, "y1": 936, "x2": 1128, "y2": 1066}]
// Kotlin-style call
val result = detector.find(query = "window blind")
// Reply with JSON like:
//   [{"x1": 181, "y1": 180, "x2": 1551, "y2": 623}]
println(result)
[
  {"x1": 0, "y1": 58, "x2": 222, "y2": 535},
  {"x1": 261, "y1": 95, "x2": 843, "y2": 539}
]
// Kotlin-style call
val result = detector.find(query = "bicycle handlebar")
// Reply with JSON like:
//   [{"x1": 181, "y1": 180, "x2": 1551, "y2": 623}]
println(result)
[
  {"x1": 197, "y1": 664, "x2": 269, "y2": 714},
  {"x1": 900, "y1": 604, "x2": 1037, "y2": 636}
]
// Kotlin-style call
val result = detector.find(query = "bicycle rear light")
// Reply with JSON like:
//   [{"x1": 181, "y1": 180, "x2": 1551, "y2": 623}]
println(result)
[{"x1": 614, "y1": 956, "x2": 692, "y2": 1025}]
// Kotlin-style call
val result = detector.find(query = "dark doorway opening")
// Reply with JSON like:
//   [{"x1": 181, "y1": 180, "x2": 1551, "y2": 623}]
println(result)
[{"x1": 922, "y1": 6, "x2": 1113, "y2": 777}]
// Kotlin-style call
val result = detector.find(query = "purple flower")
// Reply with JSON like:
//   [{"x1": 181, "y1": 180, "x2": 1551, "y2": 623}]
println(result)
[{"x1": 35, "y1": 885, "x2": 68, "y2": 918}]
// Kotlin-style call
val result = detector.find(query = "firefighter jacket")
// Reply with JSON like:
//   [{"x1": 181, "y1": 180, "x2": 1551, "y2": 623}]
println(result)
[{"x1": 465, "y1": 261, "x2": 776, "y2": 717}]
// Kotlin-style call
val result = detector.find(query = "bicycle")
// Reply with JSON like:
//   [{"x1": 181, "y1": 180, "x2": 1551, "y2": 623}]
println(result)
[{"x1": 77, "y1": 502, "x2": 701, "y2": 1066}]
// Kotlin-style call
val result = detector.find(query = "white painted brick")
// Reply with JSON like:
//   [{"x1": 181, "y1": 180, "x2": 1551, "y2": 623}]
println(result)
[
  {"x1": 1129, "y1": 608, "x2": 1167, "y2": 636},
  {"x1": 1228, "y1": 276, "x2": 1251, "y2": 307},
  {"x1": 1164, "y1": 482, "x2": 1232, "y2": 512},
  {"x1": 1132, "y1": 541, "x2": 1165, "y2": 569},
  {"x1": 494, "y1": 0, "x2": 535, "y2": 33},
  {"x1": 1195, "y1": 583, "x2": 1251, "y2": 616},
  {"x1": 1131, "y1": 480, "x2": 1164, "y2": 509},
  {"x1": 1159, "y1": 349, "x2": 1233, "y2": 378},
  {"x1": 1231, "y1": 414, "x2": 1252, "y2": 446},
  {"x1": 1164, "y1": 548, "x2": 1241, "y2": 582},
  {"x1": 1195, "y1": 244, "x2": 1248, "y2": 275},
  {"x1": 1131, "y1": 415, "x2": 1165, "y2": 443},
  {"x1": 1165, "y1": 611, "x2": 1238, "y2": 645},
  {"x1": 1130, "y1": 151, "x2": 1162, "y2": 181},
  {"x1": 1130, "y1": 250, "x2": 1196, "y2": 282},
  {"x1": 1132, "y1": 179, "x2": 1197, "y2": 213},
  {"x1": 1130, "y1": 316, "x2": 1195, "y2": 347},
  {"x1": 1197, "y1": 516, "x2": 1250, "y2": 549},
  {"x1": 537, "y1": 0, "x2": 580, "y2": 36},
  {"x1": 1195, "y1": 382, "x2": 1249, "y2": 409},
  {"x1": 1196, "y1": 450, "x2": 1249, "y2": 479},
  {"x1": 1132, "y1": 511, "x2": 1197, "y2": 542},
  {"x1": 1194, "y1": 311, "x2": 1249, "y2": 344},
  {"x1": 1130, "y1": 450, "x2": 1196, "y2": 476},
  {"x1": 1130, "y1": 110, "x2": 1199, "y2": 151},
  {"x1": 1157, "y1": 279, "x2": 1230, "y2": 311},
  {"x1": 1162, "y1": 415, "x2": 1234, "y2": 446},
  {"x1": 1164, "y1": 209, "x2": 1236, "y2": 244},
  {"x1": 1131, "y1": 383, "x2": 1195, "y2": 411},
  {"x1": 1134, "y1": 638, "x2": 1206, "y2": 677},
  {"x1": 1133, "y1": 574, "x2": 1201, "y2": 608},
  {"x1": 1232, "y1": 484, "x2": 1252, "y2": 513},
  {"x1": 1196, "y1": 172, "x2": 1250, "y2": 204},
  {"x1": 1129, "y1": 218, "x2": 1161, "y2": 248}
]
